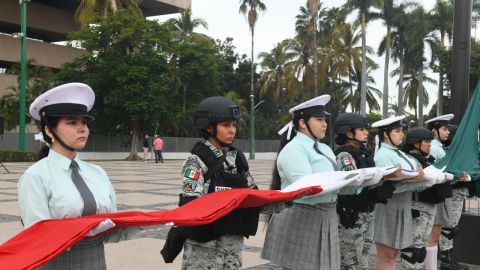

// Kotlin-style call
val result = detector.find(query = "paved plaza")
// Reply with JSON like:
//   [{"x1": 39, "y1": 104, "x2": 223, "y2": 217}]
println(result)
[
  {"x1": 0, "y1": 159, "x2": 282, "y2": 269},
  {"x1": 1, "y1": 159, "x2": 479, "y2": 269}
]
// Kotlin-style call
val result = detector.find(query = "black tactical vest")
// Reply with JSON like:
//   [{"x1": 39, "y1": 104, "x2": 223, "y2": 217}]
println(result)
[
  {"x1": 334, "y1": 145, "x2": 376, "y2": 169},
  {"x1": 334, "y1": 145, "x2": 376, "y2": 211},
  {"x1": 177, "y1": 142, "x2": 260, "y2": 242}
]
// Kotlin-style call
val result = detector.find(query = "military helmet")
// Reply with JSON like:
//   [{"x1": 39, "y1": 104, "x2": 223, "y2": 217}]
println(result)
[
  {"x1": 406, "y1": 127, "x2": 434, "y2": 145},
  {"x1": 194, "y1": 96, "x2": 240, "y2": 129},
  {"x1": 334, "y1": 113, "x2": 368, "y2": 135}
]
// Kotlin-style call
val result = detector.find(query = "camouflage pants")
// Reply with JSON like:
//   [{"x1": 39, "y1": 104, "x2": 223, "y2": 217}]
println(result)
[
  {"x1": 339, "y1": 211, "x2": 375, "y2": 270},
  {"x1": 181, "y1": 235, "x2": 244, "y2": 270},
  {"x1": 439, "y1": 188, "x2": 468, "y2": 251},
  {"x1": 400, "y1": 201, "x2": 435, "y2": 270}
]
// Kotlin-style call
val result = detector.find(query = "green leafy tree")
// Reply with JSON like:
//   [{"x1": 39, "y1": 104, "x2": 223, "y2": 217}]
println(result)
[
  {"x1": 0, "y1": 60, "x2": 54, "y2": 130},
  {"x1": 58, "y1": 11, "x2": 175, "y2": 160}
]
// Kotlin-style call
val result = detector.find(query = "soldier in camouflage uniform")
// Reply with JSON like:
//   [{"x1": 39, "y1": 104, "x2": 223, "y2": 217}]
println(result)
[
  {"x1": 400, "y1": 127, "x2": 446, "y2": 270},
  {"x1": 178, "y1": 96, "x2": 259, "y2": 270},
  {"x1": 334, "y1": 113, "x2": 395, "y2": 270}
]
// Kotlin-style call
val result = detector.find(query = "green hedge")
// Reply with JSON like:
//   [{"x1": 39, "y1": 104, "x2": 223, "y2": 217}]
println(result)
[{"x1": 0, "y1": 150, "x2": 37, "y2": 162}]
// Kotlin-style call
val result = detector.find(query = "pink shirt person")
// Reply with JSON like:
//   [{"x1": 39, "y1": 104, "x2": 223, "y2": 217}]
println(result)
[{"x1": 153, "y1": 137, "x2": 164, "y2": 150}]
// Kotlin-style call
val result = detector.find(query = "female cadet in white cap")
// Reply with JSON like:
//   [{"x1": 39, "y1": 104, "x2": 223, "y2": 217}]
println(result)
[
  {"x1": 425, "y1": 114, "x2": 469, "y2": 270},
  {"x1": 18, "y1": 83, "x2": 136, "y2": 269},
  {"x1": 261, "y1": 95, "x2": 343, "y2": 270},
  {"x1": 371, "y1": 116, "x2": 425, "y2": 270}
]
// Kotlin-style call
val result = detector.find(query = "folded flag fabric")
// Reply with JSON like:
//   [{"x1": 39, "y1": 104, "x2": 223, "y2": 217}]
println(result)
[{"x1": 0, "y1": 187, "x2": 321, "y2": 270}]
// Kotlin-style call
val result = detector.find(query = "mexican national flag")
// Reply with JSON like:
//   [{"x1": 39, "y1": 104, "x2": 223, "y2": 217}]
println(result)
[{"x1": 184, "y1": 169, "x2": 200, "y2": 180}]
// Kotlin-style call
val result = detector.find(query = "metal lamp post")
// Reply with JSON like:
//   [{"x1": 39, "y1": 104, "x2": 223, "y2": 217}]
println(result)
[
  {"x1": 18, "y1": 0, "x2": 28, "y2": 151},
  {"x1": 249, "y1": 96, "x2": 265, "y2": 160}
]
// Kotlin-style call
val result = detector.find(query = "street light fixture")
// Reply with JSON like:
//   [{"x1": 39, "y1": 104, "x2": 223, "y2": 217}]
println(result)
[{"x1": 18, "y1": 0, "x2": 28, "y2": 151}]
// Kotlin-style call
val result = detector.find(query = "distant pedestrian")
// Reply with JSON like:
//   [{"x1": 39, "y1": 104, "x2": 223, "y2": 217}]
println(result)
[
  {"x1": 153, "y1": 135, "x2": 164, "y2": 163},
  {"x1": 142, "y1": 134, "x2": 150, "y2": 163}
]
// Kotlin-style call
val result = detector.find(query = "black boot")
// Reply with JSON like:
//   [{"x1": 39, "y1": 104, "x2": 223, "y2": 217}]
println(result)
[{"x1": 440, "y1": 249, "x2": 466, "y2": 270}]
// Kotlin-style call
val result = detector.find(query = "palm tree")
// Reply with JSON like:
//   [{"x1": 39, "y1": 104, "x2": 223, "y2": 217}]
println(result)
[
  {"x1": 373, "y1": 0, "x2": 412, "y2": 118},
  {"x1": 389, "y1": 6, "x2": 411, "y2": 116},
  {"x1": 323, "y1": 23, "x2": 363, "y2": 111},
  {"x1": 239, "y1": 0, "x2": 267, "y2": 108},
  {"x1": 294, "y1": 1, "x2": 328, "y2": 96},
  {"x1": 398, "y1": 68, "x2": 436, "y2": 118},
  {"x1": 429, "y1": 0, "x2": 453, "y2": 116},
  {"x1": 75, "y1": 0, "x2": 143, "y2": 29},
  {"x1": 165, "y1": 8, "x2": 208, "y2": 41},
  {"x1": 350, "y1": 62, "x2": 381, "y2": 112},
  {"x1": 165, "y1": 9, "x2": 209, "y2": 111},
  {"x1": 258, "y1": 39, "x2": 297, "y2": 100},
  {"x1": 295, "y1": 1, "x2": 327, "y2": 96},
  {"x1": 405, "y1": 6, "x2": 438, "y2": 125},
  {"x1": 343, "y1": 0, "x2": 379, "y2": 116}
]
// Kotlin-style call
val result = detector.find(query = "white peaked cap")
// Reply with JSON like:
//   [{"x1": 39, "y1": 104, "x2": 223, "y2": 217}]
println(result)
[
  {"x1": 288, "y1": 94, "x2": 331, "y2": 114},
  {"x1": 29, "y1": 83, "x2": 95, "y2": 121},
  {"x1": 425, "y1": 114, "x2": 454, "y2": 124},
  {"x1": 278, "y1": 94, "x2": 331, "y2": 139},
  {"x1": 371, "y1": 115, "x2": 406, "y2": 128}
]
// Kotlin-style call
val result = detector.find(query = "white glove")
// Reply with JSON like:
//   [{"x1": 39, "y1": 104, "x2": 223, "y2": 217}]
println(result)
[
  {"x1": 444, "y1": 173, "x2": 454, "y2": 181},
  {"x1": 347, "y1": 169, "x2": 366, "y2": 187},
  {"x1": 362, "y1": 168, "x2": 384, "y2": 187},
  {"x1": 87, "y1": 219, "x2": 116, "y2": 237}
]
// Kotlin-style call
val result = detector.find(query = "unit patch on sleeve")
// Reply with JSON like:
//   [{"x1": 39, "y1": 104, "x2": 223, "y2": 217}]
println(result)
[
  {"x1": 341, "y1": 158, "x2": 353, "y2": 167},
  {"x1": 182, "y1": 179, "x2": 198, "y2": 193},
  {"x1": 184, "y1": 169, "x2": 200, "y2": 180}
]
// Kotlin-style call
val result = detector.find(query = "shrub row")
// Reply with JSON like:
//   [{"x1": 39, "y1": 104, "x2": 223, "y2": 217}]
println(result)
[{"x1": 0, "y1": 150, "x2": 36, "y2": 162}]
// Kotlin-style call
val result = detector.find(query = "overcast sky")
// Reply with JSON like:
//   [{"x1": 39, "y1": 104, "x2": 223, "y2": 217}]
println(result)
[{"x1": 154, "y1": 0, "x2": 443, "y2": 114}]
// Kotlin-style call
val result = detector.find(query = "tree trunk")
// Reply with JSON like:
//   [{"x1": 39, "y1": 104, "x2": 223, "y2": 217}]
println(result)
[
  {"x1": 437, "y1": 31, "x2": 445, "y2": 116},
  {"x1": 311, "y1": 0, "x2": 318, "y2": 96},
  {"x1": 382, "y1": 27, "x2": 391, "y2": 118},
  {"x1": 437, "y1": 72, "x2": 443, "y2": 116},
  {"x1": 182, "y1": 84, "x2": 187, "y2": 112},
  {"x1": 360, "y1": 12, "x2": 367, "y2": 116},
  {"x1": 418, "y1": 68, "x2": 424, "y2": 127},
  {"x1": 398, "y1": 53, "x2": 404, "y2": 116},
  {"x1": 349, "y1": 70, "x2": 354, "y2": 112},
  {"x1": 127, "y1": 120, "x2": 141, "y2": 160}
]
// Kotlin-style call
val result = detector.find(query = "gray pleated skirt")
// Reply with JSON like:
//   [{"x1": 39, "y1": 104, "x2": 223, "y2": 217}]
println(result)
[
  {"x1": 38, "y1": 237, "x2": 106, "y2": 270},
  {"x1": 261, "y1": 202, "x2": 340, "y2": 270},
  {"x1": 374, "y1": 192, "x2": 412, "y2": 249},
  {"x1": 434, "y1": 201, "x2": 451, "y2": 225}
]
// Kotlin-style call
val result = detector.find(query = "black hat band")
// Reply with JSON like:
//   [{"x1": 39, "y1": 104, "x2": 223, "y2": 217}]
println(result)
[{"x1": 40, "y1": 103, "x2": 94, "y2": 121}]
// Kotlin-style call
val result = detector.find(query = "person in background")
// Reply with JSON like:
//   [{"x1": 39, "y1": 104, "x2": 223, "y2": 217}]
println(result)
[
  {"x1": 142, "y1": 134, "x2": 150, "y2": 163},
  {"x1": 18, "y1": 83, "x2": 137, "y2": 269},
  {"x1": 153, "y1": 134, "x2": 165, "y2": 163}
]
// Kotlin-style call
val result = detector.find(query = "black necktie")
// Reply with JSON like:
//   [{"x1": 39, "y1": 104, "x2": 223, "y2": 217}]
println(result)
[{"x1": 70, "y1": 160, "x2": 97, "y2": 216}]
